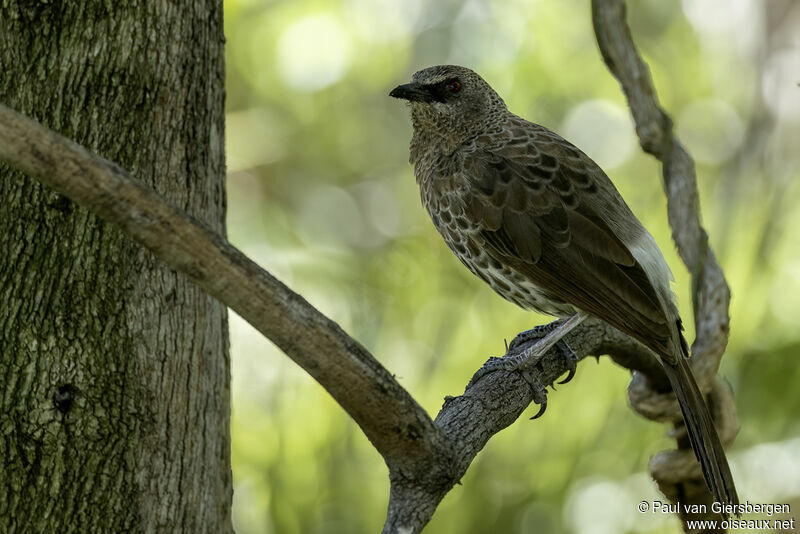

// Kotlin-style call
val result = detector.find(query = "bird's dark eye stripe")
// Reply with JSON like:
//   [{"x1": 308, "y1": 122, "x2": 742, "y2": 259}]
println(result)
[{"x1": 422, "y1": 77, "x2": 461, "y2": 102}]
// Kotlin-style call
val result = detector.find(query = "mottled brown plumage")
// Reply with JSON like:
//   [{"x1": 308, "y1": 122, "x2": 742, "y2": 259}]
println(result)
[{"x1": 391, "y1": 65, "x2": 738, "y2": 507}]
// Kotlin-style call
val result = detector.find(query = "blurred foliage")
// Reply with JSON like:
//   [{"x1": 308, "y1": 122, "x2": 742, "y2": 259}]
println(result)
[{"x1": 223, "y1": 0, "x2": 800, "y2": 532}]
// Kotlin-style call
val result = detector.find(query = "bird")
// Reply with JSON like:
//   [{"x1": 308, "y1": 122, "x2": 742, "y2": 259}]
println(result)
[{"x1": 389, "y1": 64, "x2": 738, "y2": 507}]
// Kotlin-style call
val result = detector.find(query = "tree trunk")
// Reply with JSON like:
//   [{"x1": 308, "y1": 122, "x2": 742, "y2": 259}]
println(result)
[{"x1": 0, "y1": 3, "x2": 231, "y2": 532}]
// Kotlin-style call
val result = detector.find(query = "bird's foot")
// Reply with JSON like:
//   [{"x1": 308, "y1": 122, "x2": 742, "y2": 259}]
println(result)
[
  {"x1": 468, "y1": 337, "x2": 577, "y2": 418},
  {"x1": 469, "y1": 354, "x2": 550, "y2": 418},
  {"x1": 507, "y1": 320, "x2": 565, "y2": 351},
  {"x1": 468, "y1": 315, "x2": 587, "y2": 418},
  {"x1": 509, "y1": 320, "x2": 579, "y2": 384}
]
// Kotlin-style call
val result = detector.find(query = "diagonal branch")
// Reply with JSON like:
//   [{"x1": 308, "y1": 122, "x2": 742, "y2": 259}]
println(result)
[
  {"x1": 0, "y1": 103, "x2": 440, "y2": 468},
  {"x1": 0, "y1": 101, "x2": 678, "y2": 534},
  {"x1": 383, "y1": 317, "x2": 664, "y2": 532},
  {"x1": 1, "y1": 3, "x2": 739, "y2": 523}
]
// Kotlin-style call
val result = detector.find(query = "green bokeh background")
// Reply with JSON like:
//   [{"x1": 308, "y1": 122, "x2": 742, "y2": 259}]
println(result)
[{"x1": 223, "y1": 0, "x2": 800, "y2": 532}]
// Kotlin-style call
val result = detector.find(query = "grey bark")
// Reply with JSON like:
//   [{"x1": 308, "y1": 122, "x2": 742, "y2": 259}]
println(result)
[
  {"x1": 593, "y1": 1, "x2": 738, "y2": 528},
  {"x1": 0, "y1": 3, "x2": 231, "y2": 533},
  {"x1": 0, "y1": 1, "x2": 736, "y2": 533},
  {"x1": 0, "y1": 96, "x2": 734, "y2": 533}
]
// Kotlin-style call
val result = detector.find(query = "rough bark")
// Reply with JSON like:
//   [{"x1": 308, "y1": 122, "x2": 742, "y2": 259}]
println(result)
[
  {"x1": 0, "y1": 97, "x2": 734, "y2": 532},
  {"x1": 0, "y1": 3, "x2": 231, "y2": 533},
  {"x1": 0, "y1": 1, "x2": 736, "y2": 533}
]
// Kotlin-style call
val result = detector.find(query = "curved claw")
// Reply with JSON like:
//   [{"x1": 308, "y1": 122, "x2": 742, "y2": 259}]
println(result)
[
  {"x1": 557, "y1": 365, "x2": 576, "y2": 385},
  {"x1": 555, "y1": 339, "x2": 578, "y2": 384},
  {"x1": 530, "y1": 399, "x2": 547, "y2": 419},
  {"x1": 523, "y1": 371, "x2": 549, "y2": 419}
]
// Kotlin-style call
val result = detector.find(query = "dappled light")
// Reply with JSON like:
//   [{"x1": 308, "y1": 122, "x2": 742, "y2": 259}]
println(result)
[{"x1": 223, "y1": 0, "x2": 800, "y2": 532}]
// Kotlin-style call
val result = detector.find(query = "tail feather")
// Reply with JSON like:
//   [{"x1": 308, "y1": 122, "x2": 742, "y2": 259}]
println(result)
[{"x1": 662, "y1": 354, "x2": 739, "y2": 507}]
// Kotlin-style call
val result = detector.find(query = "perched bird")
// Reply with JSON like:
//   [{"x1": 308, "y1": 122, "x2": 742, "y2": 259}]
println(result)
[{"x1": 390, "y1": 64, "x2": 738, "y2": 507}]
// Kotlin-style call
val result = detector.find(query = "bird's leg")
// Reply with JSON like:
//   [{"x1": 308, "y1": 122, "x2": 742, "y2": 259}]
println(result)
[
  {"x1": 508, "y1": 318, "x2": 581, "y2": 384},
  {"x1": 470, "y1": 313, "x2": 588, "y2": 417},
  {"x1": 507, "y1": 320, "x2": 566, "y2": 351},
  {"x1": 515, "y1": 312, "x2": 586, "y2": 373}
]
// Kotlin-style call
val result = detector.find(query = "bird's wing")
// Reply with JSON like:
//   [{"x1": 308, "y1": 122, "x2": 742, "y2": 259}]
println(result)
[{"x1": 451, "y1": 128, "x2": 674, "y2": 357}]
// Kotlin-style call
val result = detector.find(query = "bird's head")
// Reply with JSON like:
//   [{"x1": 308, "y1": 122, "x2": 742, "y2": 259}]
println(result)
[{"x1": 390, "y1": 65, "x2": 507, "y2": 147}]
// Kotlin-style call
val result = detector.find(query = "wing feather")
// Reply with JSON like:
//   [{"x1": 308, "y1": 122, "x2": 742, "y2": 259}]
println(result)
[{"x1": 456, "y1": 138, "x2": 672, "y2": 354}]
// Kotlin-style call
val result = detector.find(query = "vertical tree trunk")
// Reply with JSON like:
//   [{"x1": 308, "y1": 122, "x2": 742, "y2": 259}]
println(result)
[{"x1": 0, "y1": 3, "x2": 231, "y2": 532}]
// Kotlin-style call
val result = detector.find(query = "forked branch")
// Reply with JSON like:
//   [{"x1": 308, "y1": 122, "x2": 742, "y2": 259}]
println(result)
[{"x1": 0, "y1": 3, "x2": 736, "y2": 531}]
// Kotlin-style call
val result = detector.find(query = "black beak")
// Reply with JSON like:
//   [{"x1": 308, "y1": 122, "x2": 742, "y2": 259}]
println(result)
[{"x1": 389, "y1": 82, "x2": 432, "y2": 103}]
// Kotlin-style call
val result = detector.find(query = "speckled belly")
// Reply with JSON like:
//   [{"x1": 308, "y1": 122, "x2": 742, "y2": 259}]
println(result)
[{"x1": 445, "y1": 235, "x2": 576, "y2": 318}]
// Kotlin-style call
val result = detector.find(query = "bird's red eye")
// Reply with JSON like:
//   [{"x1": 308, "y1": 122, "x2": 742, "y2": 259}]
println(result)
[{"x1": 447, "y1": 81, "x2": 461, "y2": 93}]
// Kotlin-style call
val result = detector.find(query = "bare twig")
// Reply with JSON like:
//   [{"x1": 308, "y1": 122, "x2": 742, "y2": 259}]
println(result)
[{"x1": 592, "y1": 0, "x2": 738, "y2": 526}]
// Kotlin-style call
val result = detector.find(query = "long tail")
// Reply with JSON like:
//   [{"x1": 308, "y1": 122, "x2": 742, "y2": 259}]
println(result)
[{"x1": 661, "y1": 354, "x2": 739, "y2": 507}]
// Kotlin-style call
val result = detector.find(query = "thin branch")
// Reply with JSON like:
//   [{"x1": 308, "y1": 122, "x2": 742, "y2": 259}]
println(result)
[
  {"x1": 592, "y1": 0, "x2": 738, "y2": 525},
  {"x1": 591, "y1": 0, "x2": 731, "y2": 383}
]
